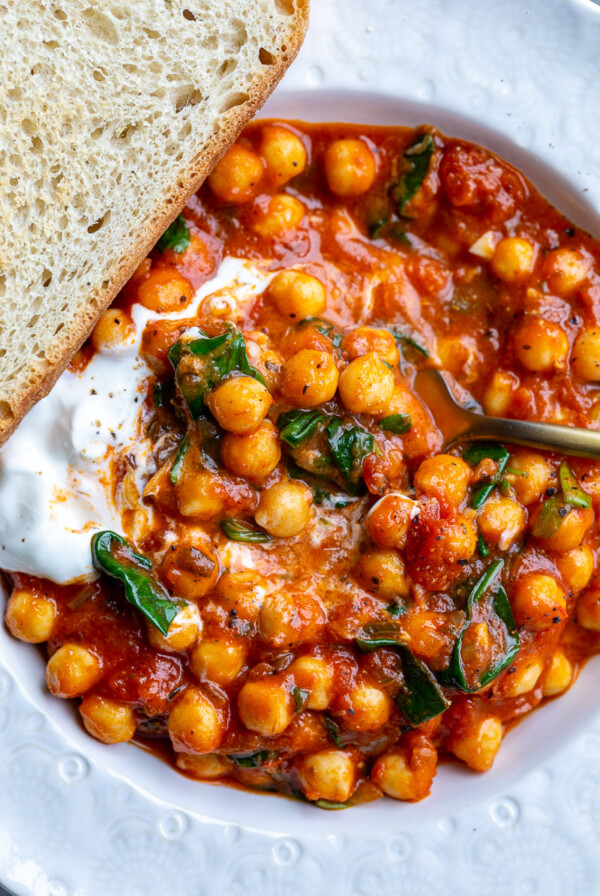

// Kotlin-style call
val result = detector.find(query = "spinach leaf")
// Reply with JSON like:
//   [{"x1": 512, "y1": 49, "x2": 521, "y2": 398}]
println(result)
[
  {"x1": 532, "y1": 495, "x2": 570, "y2": 539},
  {"x1": 168, "y1": 324, "x2": 266, "y2": 419},
  {"x1": 292, "y1": 686, "x2": 310, "y2": 712},
  {"x1": 393, "y1": 134, "x2": 435, "y2": 216},
  {"x1": 559, "y1": 462, "x2": 591, "y2": 509},
  {"x1": 277, "y1": 409, "x2": 324, "y2": 448},
  {"x1": 463, "y1": 443, "x2": 510, "y2": 509},
  {"x1": 477, "y1": 531, "x2": 490, "y2": 558},
  {"x1": 297, "y1": 317, "x2": 343, "y2": 348},
  {"x1": 220, "y1": 519, "x2": 271, "y2": 543},
  {"x1": 324, "y1": 716, "x2": 344, "y2": 748},
  {"x1": 230, "y1": 750, "x2": 270, "y2": 768},
  {"x1": 313, "y1": 487, "x2": 357, "y2": 509},
  {"x1": 394, "y1": 645, "x2": 450, "y2": 725},
  {"x1": 91, "y1": 530, "x2": 183, "y2": 636},
  {"x1": 368, "y1": 217, "x2": 389, "y2": 239},
  {"x1": 386, "y1": 602, "x2": 406, "y2": 618},
  {"x1": 326, "y1": 418, "x2": 374, "y2": 493},
  {"x1": 156, "y1": 214, "x2": 190, "y2": 254},
  {"x1": 446, "y1": 559, "x2": 519, "y2": 692},
  {"x1": 356, "y1": 621, "x2": 404, "y2": 652},
  {"x1": 170, "y1": 435, "x2": 189, "y2": 484},
  {"x1": 379, "y1": 413, "x2": 412, "y2": 435},
  {"x1": 391, "y1": 330, "x2": 430, "y2": 359}
]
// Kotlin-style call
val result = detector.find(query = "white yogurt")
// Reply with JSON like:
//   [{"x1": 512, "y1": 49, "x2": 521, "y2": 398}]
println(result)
[{"x1": 0, "y1": 257, "x2": 273, "y2": 583}]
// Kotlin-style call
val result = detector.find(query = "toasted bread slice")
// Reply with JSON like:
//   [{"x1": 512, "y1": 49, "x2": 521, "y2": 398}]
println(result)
[{"x1": 0, "y1": 0, "x2": 308, "y2": 445}]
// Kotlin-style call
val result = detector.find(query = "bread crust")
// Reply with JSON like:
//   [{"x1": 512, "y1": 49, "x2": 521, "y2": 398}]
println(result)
[{"x1": 0, "y1": 0, "x2": 309, "y2": 447}]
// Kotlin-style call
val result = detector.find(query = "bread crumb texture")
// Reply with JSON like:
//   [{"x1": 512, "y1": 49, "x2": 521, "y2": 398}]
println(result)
[{"x1": 0, "y1": 0, "x2": 308, "y2": 442}]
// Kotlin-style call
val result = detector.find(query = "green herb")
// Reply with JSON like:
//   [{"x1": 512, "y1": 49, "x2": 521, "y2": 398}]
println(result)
[
  {"x1": 156, "y1": 214, "x2": 190, "y2": 254},
  {"x1": 153, "y1": 382, "x2": 170, "y2": 407},
  {"x1": 446, "y1": 559, "x2": 519, "y2": 692},
  {"x1": 297, "y1": 317, "x2": 343, "y2": 348},
  {"x1": 505, "y1": 466, "x2": 529, "y2": 478},
  {"x1": 220, "y1": 519, "x2": 271, "y2": 543},
  {"x1": 463, "y1": 443, "x2": 510, "y2": 509},
  {"x1": 392, "y1": 330, "x2": 430, "y2": 359},
  {"x1": 326, "y1": 418, "x2": 374, "y2": 493},
  {"x1": 324, "y1": 716, "x2": 344, "y2": 748},
  {"x1": 230, "y1": 750, "x2": 270, "y2": 768},
  {"x1": 394, "y1": 645, "x2": 450, "y2": 725},
  {"x1": 169, "y1": 435, "x2": 189, "y2": 484},
  {"x1": 91, "y1": 530, "x2": 183, "y2": 636},
  {"x1": 379, "y1": 413, "x2": 412, "y2": 435},
  {"x1": 292, "y1": 686, "x2": 310, "y2": 712},
  {"x1": 477, "y1": 531, "x2": 490, "y2": 558},
  {"x1": 386, "y1": 602, "x2": 405, "y2": 617},
  {"x1": 313, "y1": 487, "x2": 357, "y2": 509},
  {"x1": 392, "y1": 133, "x2": 435, "y2": 216},
  {"x1": 368, "y1": 217, "x2": 388, "y2": 239},
  {"x1": 277, "y1": 409, "x2": 325, "y2": 448},
  {"x1": 356, "y1": 621, "x2": 404, "y2": 652},
  {"x1": 167, "y1": 684, "x2": 186, "y2": 702},
  {"x1": 169, "y1": 324, "x2": 266, "y2": 419},
  {"x1": 559, "y1": 462, "x2": 591, "y2": 509}
]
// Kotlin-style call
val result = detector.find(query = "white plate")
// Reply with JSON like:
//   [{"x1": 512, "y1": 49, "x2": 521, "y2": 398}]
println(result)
[{"x1": 3, "y1": 1, "x2": 600, "y2": 893}]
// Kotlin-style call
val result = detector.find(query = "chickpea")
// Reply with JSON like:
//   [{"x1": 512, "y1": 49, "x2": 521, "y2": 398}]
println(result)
[
  {"x1": 268, "y1": 270, "x2": 326, "y2": 320},
  {"x1": 46, "y1": 644, "x2": 102, "y2": 698},
  {"x1": 483, "y1": 370, "x2": 518, "y2": 417},
  {"x1": 338, "y1": 352, "x2": 395, "y2": 415},
  {"x1": 79, "y1": 695, "x2": 136, "y2": 744},
  {"x1": 354, "y1": 549, "x2": 410, "y2": 601},
  {"x1": 147, "y1": 603, "x2": 203, "y2": 652},
  {"x1": 505, "y1": 451, "x2": 552, "y2": 505},
  {"x1": 339, "y1": 682, "x2": 392, "y2": 732},
  {"x1": 289, "y1": 655, "x2": 335, "y2": 710},
  {"x1": 259, "y1": 590, "x2": 326, "y2": 647},
  {"x1": 414, "y1": 454, "x2": 471, "y2": 507},
  {"x1": 208, "y1": 144, "x2": 264, "y2": 203},
  {"x1": 371, "y1": 734, "x2": 437, "y2": 801},
  {"x1": 366, "y1": 493, "x2": 415, "y2": 550},
  {"x1": 511, "y1": 573, "x2": 567, "y2": 631},
  {"x1": 572, "y1": 328, "x2": 600, "y2": 381},
  {"x1": 576, "y1": 587, "x2": 600, "y2": 631},
  {"x1": 167, "y1": 688, "x2": 225, "y2": 753},
  {"x1": 490, "y1": 237, "x2": 536, "y2": 283},
  {"x1": 531, "y1": 504, "x2": 593, "y2": 552},
  {"x1": 216, "y1": 570, "x2": 268, "y2": 621},
  {"x1": 160, "y1": 544, "x2": 219, "y2": 599},
  {"x1": 255, "y1": 480, "x2": 313, "y2": 537},
  {"x1": 176, "y1": 470, "x2": 225, "y2": 521},
  {"x1": 542, "y1": 649, "x2": 573, "y2": 697},
  {"x1": 175, "y1": 752, "x2": 229, "y2": 779},
  {"x1": 501, "y1": 656, "x2": 544, "y2": 697},
  {"x1": 543, "y1": 248, "x2": 591, "y2": 296},
  {"x1": 252, "y1": 194, "x2": 306, "y2": 238},
  {"x1": 477, "y1": 493, "x2": 527, "y2": 550},
  {"x1": 137, "y1": 268, "x2": 194, "y2": 313},
  {"x1": 191, "y1": 638, "x2": 247, "y2": 687},
  {"x1": 446, "y1": 714, "x2": 503, "y2": 772},
  {"x1": 259, "y1": 125, "x2": 307, "y2": 186},
  {"x1": 295, "y1": 749, "x2": 357, "y2": 803},
  {"x1": 92, "y1": 309, "x2": 136, "y2": 354},
  {"x1": 221, "y1": 419, "x2": 281, "y2": 481},
  {"x1": 514, "y1": 318, "x2": 569, "y2": 372},
  {"x1": 555, "y1": 545, "x2": 594, "y2": 594},
  {"x1": 281, "y1": 349, "x2": 339, "y2": 407},
  {"x1": 238, "y1": 678, "x2": 295, "y2": 735},
  {"x1": 341, "y1": 327, "x2": 399, "y2": 367},
  {"x1": 5, "y1": 589, "x2": 56, "y2": 643},
  {"x1": 206, "y1": 375, "x2": 272, "y2": 434},
  {"x1": 323, "y1": 138, "x2": 377, "y2": 197},
  {"x1": 402, "y1": 611, "x2": 450, "y2": 664}
]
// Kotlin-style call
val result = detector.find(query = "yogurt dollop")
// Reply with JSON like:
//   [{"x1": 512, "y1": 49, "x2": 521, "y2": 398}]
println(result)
[{"x1": 0, "y1": 257, "x2": 272, "y2": 583}]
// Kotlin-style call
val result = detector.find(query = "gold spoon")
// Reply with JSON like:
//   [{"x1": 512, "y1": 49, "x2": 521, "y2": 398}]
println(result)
[{"x1": 413, "y1": 368, "x2": 600, "y2": 460}]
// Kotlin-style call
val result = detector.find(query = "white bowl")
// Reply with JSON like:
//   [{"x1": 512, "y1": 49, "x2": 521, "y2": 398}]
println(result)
[{"x1": 3, "y1": 1, "x2": 600, "y2": 893}]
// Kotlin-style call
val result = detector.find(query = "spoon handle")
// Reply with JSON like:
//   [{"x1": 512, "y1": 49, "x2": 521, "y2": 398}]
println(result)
[{"x1": 448, "y1": 414, "x2": 600, "y2": 460}]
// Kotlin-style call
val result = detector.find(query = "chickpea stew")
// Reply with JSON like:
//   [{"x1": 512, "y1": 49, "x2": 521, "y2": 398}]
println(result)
[{"x1": 6, "y1": 120, "x2": 600, "y2": 808}]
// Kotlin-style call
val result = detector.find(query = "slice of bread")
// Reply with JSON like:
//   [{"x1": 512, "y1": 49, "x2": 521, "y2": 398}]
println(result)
[{"x1": 0, "y1": 0, "x2": 308, "y2": 445}]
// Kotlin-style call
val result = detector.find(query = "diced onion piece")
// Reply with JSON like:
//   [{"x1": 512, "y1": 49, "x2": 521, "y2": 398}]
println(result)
[{"x1": 469, "y1": 231, "x2": 501, "y2": 260}]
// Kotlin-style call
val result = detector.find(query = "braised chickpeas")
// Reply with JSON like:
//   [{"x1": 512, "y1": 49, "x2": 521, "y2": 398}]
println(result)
[
  {"x1": 268, "y1": 270, "x2": 327, "y2": 319},
  {"x1": 511, "y1": 573, "x2": 567, "y2": 630},
  {"x1": 414, "y1": 455, "x2": 471, "y2": 507},
  {"x1": 259, "y1": 125, "x2": 308, "y2": 186},
  {"x1": 543, "y1": 248, "x2": 591, "y2": 296},
  {"x1": 146, "y1": 603, "x2": 203, "y2": 652},
  {"x1": 255, "y1": 479, "x2": 313, "y2": 537},
  {"x1": 206, "y1": 375, "x2": 272, "y2": 433},
  {"x1": 46, "y1": 644, "x2": 102, "y2": 698},
  {"x1": 281, "y1": 349, "x2": 339, "y2": 407},
  {"x1": 295, "y1": 749, "x2": 357, "y2": 802},
  {"x1": 338, "y1": 352, "x2": 395, "y2": 415},
  {"x1": 491, "y1": 237, "x2": 536, "y2": 283},
  {"x1": 137, "y1": 268, "x2": 194, "y2": 313},
  {"x1": 237, "y1": 677, "x2": 295, "y2": 736},
  {"x1": 92, "y1": 309, "x2": 136, "y2": 353},
  {"x1": 572, "y1": 328, "x2": 600, "y2": 381},
  {"x1": 5, "y1": 589, "x2": 56, "y2": 643},
  {"x1": 371, "y1": 735, "x2": 437, "y2": 801},
  {"x1": 80, "y1": 695, "x2": 137, "y2": 744},
  {"x1": 168, "y1": 688, "x2": 225, "y2": 753},
  {"x1": 221, "y1": 420, "x2": 281, "y2": 480},
  {"x1": 258, "y1": 590, "x2": 326, "y2": 647},
  {"x1": 208, "y1": 144, "x2": 264, "y2": 203},
  {"x1": 514, "y1": 318, "x2": 569, "y2": 372},
  {"x1": 252, "y1": 194, "x2": 306, "y2": 238},
  {"x1": 324, "y1": 138, "x2": 377, "y2": 197}
]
